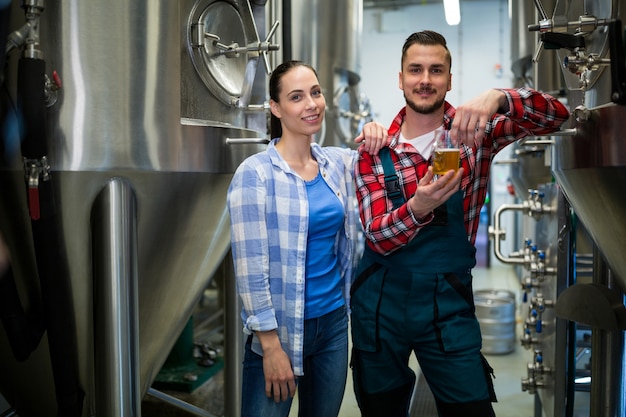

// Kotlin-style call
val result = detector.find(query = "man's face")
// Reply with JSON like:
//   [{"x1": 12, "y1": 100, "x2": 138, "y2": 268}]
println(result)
[{"x1": 399, "y1": 43, "x2": 452, "y2": 115}]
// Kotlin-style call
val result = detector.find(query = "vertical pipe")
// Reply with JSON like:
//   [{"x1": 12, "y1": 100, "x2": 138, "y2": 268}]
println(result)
[
  {"x1": 589, "y1": 249, "x2": 625, "y2": 417},
  {"x1": 91, "y1": 177, "x2": 140, "y2": 417},
  {"x1": 553, "y1": 189, "x2": 573, "y2": 417},
  {"x1": 282, "y1": 0, "x2": 292, "y2": 61},
  {"x1": 509, "y1": 0, "x2": 536, "y2": 87},
  {"x1": 222, "y1": 250, "x2": 243, "y2": 417}
]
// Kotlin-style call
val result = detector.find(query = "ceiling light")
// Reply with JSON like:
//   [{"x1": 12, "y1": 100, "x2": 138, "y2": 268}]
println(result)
[{"x1": 443, "y1": 0, "x2": 461, "y2": 26}]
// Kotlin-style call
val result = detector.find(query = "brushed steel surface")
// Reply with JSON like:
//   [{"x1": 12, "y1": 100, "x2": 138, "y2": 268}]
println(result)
[
  {"x1": 290, "y1": 0, "x2": 368, "y2": 146},
  {"x1": 551, "y1": 0, "x2": 626, "y2": 291},
  {"x1": 508, "y1": 142, "x2": 552, "y2": 198},
  {"x1": 548, "y1": 2, "x2": 626, "y2": 414},
  {"x1": 0, "y1": 0, "x2": 267, "y2": 415}
]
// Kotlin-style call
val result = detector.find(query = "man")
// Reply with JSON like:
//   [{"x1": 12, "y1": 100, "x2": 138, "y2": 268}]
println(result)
[{"x1": 350, "y1": 30, "x2": 570, "y2": 417}]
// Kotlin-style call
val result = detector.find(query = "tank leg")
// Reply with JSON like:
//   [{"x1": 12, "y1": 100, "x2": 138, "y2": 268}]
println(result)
[{"x1": 92, "y1": 177, "x2": 140, "y2": 416}]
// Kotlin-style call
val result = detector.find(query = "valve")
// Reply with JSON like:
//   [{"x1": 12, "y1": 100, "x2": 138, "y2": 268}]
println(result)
[
  {"x1": 525, "y1": 308, "x2": 539, "y2": 332},
  {"x1": 521, "y1": 349, "x2": 551, "y2": 394},
  {"x1": 528, "y1": 250, "x2": 556, "y2": 280},
  {"x1": 528, "y1": 1, "x2": 626, "y2": 105},
  {"x1": 23, "y1": 156, "x2": 50, "y2": 220},
  {"x1": 188, "y1": 12, "x2": 281, "y2": 107},
  {"x1": 5, "y1": 0, "x2": 44, "y2": 58},
  {"x1": 521, "y1": 327, "x2": 540, "y2": 349},
  {"x1": 527, "y1": 2, "x2": 613, "y2": 64},
  {"x1": 44, "y1": 70, "x2": 62, "y2": 107},
  {"x1": 202, "y1": 20, "x2": 280, "y2": 75},
  {"x1": 193, "y1": 340, "x2": 221, "y2": 367},
  {"x1": 521, "y1": 275, "x2": 540, "y2": 303},
  {"x1": 525, "y1": 189, "x2": 554, "y2": 219},
  {"x1": 527, "y1": 293, "x2": 555, "y2": 334}
]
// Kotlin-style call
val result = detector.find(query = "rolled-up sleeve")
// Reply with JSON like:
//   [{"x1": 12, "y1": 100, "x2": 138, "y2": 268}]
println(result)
[{"x1": 227, "y1": 160, "x2": 278, "y2": 334}]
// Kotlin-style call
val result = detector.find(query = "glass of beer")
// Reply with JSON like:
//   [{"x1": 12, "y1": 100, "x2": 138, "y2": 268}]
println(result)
[{"x1": 432, "y1": 130, "x2": 460, "y2": 178}]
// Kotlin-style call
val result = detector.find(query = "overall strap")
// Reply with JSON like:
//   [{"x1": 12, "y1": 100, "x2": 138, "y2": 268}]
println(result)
[{"x1": 380, "y1": 147, "x2": 405, "y2": 209}]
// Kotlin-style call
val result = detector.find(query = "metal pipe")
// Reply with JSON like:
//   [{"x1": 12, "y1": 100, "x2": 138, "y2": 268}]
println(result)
[
  {"x1": 517, "y1": 138, "x2": 555, "y2": 146},
  {"x1": 589, "y1": 252, "x2": 626, "y2": 417},
  {"x1": 223, "y1": 251, "x2": 243, "y2": 417},
  {"x1": 490, "y1": 203, "x2": 527, "y2": 265},
  {"x1": 146, "y1": 388, "x2": 219, "y2": 417},
  {"x1": 92, "y1": 177, "x2": 140, "y2": 417},
  {"x1": 18, "y1": 49, "x2": 85, "y2": 417},
  {"x1": 548, "y1": 128, "x2": 577, "y2": 136},
  {"x1": 225, "y1": 137, "x2": 270, "y2": 145}
]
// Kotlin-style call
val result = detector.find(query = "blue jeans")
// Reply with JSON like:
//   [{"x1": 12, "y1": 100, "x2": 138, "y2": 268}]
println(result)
[{"x1": 241, "y1": 305, "x2": 349, "y2": 417}]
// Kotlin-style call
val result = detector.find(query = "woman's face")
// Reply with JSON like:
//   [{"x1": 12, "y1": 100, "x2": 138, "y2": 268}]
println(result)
[{"x1": 270, "y1": 66, "x2": 326, "y2": 139}]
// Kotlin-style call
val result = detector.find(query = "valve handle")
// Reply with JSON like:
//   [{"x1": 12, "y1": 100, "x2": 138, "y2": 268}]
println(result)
[{"x1": 261, "y1": 20, "x2": 280, "y2": 75}]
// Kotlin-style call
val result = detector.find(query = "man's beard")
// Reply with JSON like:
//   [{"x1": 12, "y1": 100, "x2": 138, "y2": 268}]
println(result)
[{"x1": 404, "y1": 90, "x2": 445, "y2": 115}]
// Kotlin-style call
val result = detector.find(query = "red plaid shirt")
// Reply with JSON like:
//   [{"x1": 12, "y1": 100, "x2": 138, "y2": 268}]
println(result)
[{"x1": 355, "y1": 87, "x2": 570, "y2": 255}]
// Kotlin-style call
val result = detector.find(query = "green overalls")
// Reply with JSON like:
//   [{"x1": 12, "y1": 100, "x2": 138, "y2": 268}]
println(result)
[{"x1": 350, "y1": 148, "x2": 496, "y2": 417}]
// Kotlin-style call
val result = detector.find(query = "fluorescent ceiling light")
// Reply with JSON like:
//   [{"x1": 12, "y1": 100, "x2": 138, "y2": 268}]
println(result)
[{"x1": 444, "y1": 0, "x2": 461, "y2": 26}]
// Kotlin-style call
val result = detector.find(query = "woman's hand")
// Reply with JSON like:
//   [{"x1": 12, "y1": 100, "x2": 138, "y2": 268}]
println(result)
[
  {"x1": 256, "y1": 330, "x2": 297, "y2": 402},
  {"x1": 354, "y1": 122, "x2": 388, "y2": 155}
]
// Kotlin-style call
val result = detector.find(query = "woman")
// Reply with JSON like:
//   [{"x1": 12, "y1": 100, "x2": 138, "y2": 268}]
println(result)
[{"x1": 227, "y1": 60, "x2": 384, "y2": 417}]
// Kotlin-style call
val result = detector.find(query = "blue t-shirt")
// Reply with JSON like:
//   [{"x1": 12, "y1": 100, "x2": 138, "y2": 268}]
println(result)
[{"x1": 304, "y1": 171, "x2": 345, "y2": 318}]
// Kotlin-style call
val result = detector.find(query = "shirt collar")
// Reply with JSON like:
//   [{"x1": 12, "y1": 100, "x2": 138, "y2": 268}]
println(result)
[
  {"x1": 267, "y1": 138, "x2": 328, "y2": 170},
  {"x1": 388, "y1": 101, "x2": 456, "y2": 148}
]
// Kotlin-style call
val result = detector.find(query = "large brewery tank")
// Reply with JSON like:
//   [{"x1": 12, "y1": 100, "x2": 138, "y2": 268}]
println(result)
[
  {"x1": 287, "y1": 0, "x2": 370, "y2": 148},
  {"x1": 548, "y1": 0, "x2": 626, "y2": 294},
  {"x1": 0, "y1": 0, "x2": 270, "y2": 415},
  {"x1": 533, "y1": 0, "x2": 626, "y2": 416},
  {"x1": 506, "y1": 0, "x2": 563, "y2": 199}
]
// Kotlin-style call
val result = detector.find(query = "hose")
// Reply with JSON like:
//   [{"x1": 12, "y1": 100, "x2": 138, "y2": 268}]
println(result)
[{"x1": 17, "y1": 55, "x2": 84, "y2": 417}]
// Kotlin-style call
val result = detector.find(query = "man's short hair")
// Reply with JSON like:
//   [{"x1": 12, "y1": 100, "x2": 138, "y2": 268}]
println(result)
[{"x1": 401, "y1": 30, "x2": 452, "y2": 69}]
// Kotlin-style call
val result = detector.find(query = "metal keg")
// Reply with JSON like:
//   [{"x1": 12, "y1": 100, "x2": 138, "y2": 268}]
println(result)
[{"x1": 474, "y1": 290, "x2": 517, "y2": 355}]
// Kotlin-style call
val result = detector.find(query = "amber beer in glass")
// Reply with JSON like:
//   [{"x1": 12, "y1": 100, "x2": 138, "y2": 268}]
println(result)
[
  {"x1": 433, "y1": 148, "x2": 460, "y2": 175},
  {"x1": 432, "y1": 130, "x2": 459, "y2": 175}
]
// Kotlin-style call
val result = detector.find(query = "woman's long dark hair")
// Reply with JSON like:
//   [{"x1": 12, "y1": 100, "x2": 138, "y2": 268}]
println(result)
[{"x1": 269, "y1": 60, "x2": 318, "y2": 139}]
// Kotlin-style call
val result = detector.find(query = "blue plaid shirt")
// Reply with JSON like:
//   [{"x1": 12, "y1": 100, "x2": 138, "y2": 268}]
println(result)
[{"x1": 227, "y1": 138, "x2": 358, "y2": 376}]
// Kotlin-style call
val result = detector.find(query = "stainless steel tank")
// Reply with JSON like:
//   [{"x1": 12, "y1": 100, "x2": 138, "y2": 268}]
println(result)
[
  {"x1": 0, "y1": 0, "x2": 269, "y2": 415},
  {"x1": 532, "y1": 1, "x2": 626, "y2": 416},
  {"x1": 288, "y1": 0, "x2": 371, "y2": 147},
  {"x1": 508, "y1": 0, "x2": 561, "y2": 199},
  {"x1": 549, "y1": 0, "x2": 626, "y2": 293}
]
